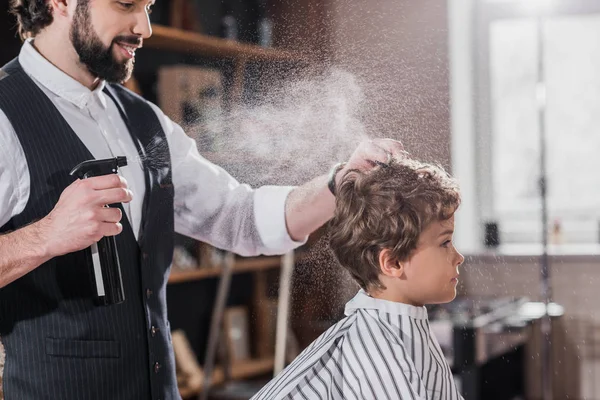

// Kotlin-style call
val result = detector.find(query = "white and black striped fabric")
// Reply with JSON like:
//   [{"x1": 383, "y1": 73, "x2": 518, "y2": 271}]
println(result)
[{"x1": 253, "y1": 290, "x2": 463, "y2": 400}]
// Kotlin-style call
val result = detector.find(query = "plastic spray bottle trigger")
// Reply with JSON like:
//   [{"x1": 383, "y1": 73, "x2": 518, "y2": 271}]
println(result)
[{"x1": 69, "y1": 157, "x2": 128, "y2": 306}]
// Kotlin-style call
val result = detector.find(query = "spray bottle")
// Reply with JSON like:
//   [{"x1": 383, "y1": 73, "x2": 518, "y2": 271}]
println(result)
[{"x1": 70, "y1": 156, "x2": 128, "y2": 306}]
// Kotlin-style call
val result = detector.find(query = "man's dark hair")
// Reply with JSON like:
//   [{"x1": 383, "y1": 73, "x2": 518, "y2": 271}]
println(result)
[{"x1": 10, "y1": 0, "x2": 54, "y2": 40}]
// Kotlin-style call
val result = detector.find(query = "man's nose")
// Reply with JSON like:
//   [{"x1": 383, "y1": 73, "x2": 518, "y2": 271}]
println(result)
[{"x1": 133, "y1": 10, "x2": 152, "y2": 39}]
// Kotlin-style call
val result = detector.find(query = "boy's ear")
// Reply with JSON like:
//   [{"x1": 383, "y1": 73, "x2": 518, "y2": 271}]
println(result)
[{"x1": 379, "y1": 248, "x2": 404, "y2": 278}]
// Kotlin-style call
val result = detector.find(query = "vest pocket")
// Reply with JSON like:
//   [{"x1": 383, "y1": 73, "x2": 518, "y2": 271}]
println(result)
[{"x1": 45, "y1": 337, "x2": 121, "y2": 359}]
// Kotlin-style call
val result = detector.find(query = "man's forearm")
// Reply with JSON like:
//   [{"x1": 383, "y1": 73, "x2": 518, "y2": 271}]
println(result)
[
  {"x1": 0, "y1": 221, "x2": 51, "y2": 288},
  {"x1": 284, "y1": 175, "x2": 335, "y2": 241}
]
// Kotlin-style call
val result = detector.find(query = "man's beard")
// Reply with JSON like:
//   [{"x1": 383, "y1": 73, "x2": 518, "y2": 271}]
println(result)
[{"x1": 70, "y1": 0, "x2": 138, "y2": 83}]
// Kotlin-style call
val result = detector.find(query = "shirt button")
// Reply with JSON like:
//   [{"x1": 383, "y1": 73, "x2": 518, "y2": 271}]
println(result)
[
  {"x1": 154, "y1": 362, "x2": 161, "y2": 373},
  {"x1": 146, "y1": 289, "x2": 153, "y2": 299},
  {"x1": 142, "y1": 252, "x2": 149, "y2": 260},
  {"x1": 151, "y1": 326, "x2": 159, "y2": 337}
]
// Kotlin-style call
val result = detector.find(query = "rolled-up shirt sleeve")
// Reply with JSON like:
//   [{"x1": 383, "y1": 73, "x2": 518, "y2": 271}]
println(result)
[{"x1": 147, "y1": 102, "x2": 307, "y2": 256}]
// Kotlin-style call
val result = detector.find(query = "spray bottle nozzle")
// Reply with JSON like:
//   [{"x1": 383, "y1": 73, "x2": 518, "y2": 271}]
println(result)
[
  {"x1": 115, "y1": 156, "x2": 127, "y2": 168},
  {"x1": 69, "y1": 157, "x2": 128, "y2": 179}
]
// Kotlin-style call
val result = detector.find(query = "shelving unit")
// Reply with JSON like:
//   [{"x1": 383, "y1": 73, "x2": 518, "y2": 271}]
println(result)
[
  {"x1": 169, "y1": 253, "x2": 310, "y2": 284},
  {"x1": 128, "y1": 24, "x2": 310, "y2": 100},
  {"x1": 137, "y1": 22, "x2": 311, "y2": 398},
  {"x1": 168, "y1": 256, "x2": 282, "y2": 283},
  {"x1": 146, "y1": 24, "x2": 308, "y2": 63},
  {"x1": 180, "y1": 357, "x2": 275, "y2": 399}
]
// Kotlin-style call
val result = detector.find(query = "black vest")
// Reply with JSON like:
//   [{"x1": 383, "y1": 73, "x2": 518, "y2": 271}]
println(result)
[{"x1": 0, "y1": 59, "x2": 177, "y2": 400}]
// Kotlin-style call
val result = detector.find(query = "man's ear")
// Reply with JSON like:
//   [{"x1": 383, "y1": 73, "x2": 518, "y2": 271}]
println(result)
[
  {"x1": 49, "y1": 0, "x2": 71, "y2": 17},
  {"x1": 379, "y1": 248, "x2": 404, "y2": 278}
]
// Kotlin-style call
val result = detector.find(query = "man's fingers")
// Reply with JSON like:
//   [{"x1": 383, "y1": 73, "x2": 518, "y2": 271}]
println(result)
[
  {"x1": 345, "y1": 138, "x2": 408, "y2": 172},
  {"x1": 373, "y1": 138, "x2": 404, "y2": 151},
  {"x1": 371, "y1": 138, "x2": 406, "y2": 159},
  {"x1": 100, "y1": 222, "x2": 123, "y2": 237},
  {"x1": 80, "y1": 174, "x2": 128, "y2": 190},
  {"x1": 359, "y1": 141, "x2": 390, "y2": 167},
  {"x1": 92, "y1": 188, "x2": 133, "y2": 206},
  {"x1": 375, "y1": 139, "x2": 408, "y2": 157},
  {"x1": 97, "y1": 207, "x2": 123, "y2": 223}
]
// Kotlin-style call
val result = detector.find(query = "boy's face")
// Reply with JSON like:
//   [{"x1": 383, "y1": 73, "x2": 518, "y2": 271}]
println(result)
[
  {"x1": 400, "y1": 215, "x2": 464, "y2": 306},
  {"x1": 68, "y1": 0, "x2": 153, "y2": 82}
]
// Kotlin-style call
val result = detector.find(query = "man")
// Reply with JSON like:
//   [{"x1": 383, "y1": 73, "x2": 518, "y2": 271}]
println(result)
[{"x1": 0, "y1": 0, "x2": 404, "y2": 398}]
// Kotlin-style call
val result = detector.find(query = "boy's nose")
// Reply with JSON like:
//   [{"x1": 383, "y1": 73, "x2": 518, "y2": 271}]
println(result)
[{"x1": 455, "y1": 250, "x2": 465, "y2": 266}]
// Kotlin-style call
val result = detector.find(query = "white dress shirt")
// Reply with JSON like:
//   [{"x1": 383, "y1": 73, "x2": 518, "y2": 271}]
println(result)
[{"x1": 0, "y1": 40, "x2": 305, "y2": 256}]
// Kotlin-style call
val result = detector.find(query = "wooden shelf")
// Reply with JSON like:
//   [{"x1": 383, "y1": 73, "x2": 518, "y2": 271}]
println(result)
[
  {"x1": 179, "y1": 357, "x2": 275, "y2": 398},
  {"x1": 168, "y1": 256, "x2": 282, "y2": 284},
  {"x1": 228, "y1": 356, "x2": 274, "y2": 380},
  {"x1": 146, "y1": 24, "x2": 308, "y2": 63}
]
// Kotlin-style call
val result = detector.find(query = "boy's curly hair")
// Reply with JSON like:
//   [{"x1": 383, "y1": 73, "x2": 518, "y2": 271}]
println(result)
[
  {"x1": 10, "y1": 0, "x2": 54, "y2": 39},
  {"x1": 329, "y1": 158, "x2": 460, "y2": 292}
]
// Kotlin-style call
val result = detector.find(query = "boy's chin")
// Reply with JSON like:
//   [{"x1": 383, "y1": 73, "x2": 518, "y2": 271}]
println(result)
[
  {"x1": 431, "y1": 290, "x2": 457, "y2": 305},
  {"x1": 446, "y1": 289, "x2": 458, "y2": 303}
]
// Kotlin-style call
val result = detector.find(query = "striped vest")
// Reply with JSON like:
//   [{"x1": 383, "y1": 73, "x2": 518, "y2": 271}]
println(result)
[{"x1": 0, "y1": 59, "x2": 177, "y2": 400}]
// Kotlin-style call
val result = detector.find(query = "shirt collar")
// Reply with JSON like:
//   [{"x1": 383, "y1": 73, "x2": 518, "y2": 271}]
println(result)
[
  {"x1": 345, "y1": 289, "x2": 428, "y2": 319},
  {"x1": 18, "y1": 39, "x2": 107, "y2": 110}
]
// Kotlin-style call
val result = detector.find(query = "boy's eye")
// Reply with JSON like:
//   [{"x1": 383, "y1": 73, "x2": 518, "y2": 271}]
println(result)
[
  {"x1": 441, "y1": 240, "x2": 451, "y2": 247},
  {"x1": 119, "y1": 2, "x2": 134, "y2": 9}
]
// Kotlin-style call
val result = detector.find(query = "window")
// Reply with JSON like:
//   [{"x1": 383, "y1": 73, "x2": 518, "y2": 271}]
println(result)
[{"x1": 473, "y1": 0, "x2": 600, "y2": 245}]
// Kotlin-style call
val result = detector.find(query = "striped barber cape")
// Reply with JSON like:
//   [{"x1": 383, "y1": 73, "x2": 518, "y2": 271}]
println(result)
[{"x1": 252, "y1": 290, "x2": 463, "y2": 400}]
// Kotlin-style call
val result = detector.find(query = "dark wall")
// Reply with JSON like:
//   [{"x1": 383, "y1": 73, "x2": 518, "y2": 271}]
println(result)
[
  {"x1": 271, "y1": 0, "x2": 332, "y2": 62},
  {"x1": 331, "y1": 0, "x2": 451, "y2": 167},
  {"x1": 1, "y1": 0, "x2": 21, "y2": 65}
]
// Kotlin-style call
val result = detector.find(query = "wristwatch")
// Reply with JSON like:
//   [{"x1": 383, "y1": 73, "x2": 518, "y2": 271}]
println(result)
[{"x1": 327, "y1": 162, "x2": 347, "y2": 196}]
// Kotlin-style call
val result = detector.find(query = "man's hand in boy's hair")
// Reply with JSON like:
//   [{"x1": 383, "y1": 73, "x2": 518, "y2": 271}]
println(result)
[{"x1": 337, "y1": 138, "x2": 406, "y2": 187}]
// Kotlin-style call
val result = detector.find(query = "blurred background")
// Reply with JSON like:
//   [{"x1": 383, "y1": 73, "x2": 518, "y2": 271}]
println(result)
[{"x1": 1, "y1": 0, "x2": 600, "y2": 399}]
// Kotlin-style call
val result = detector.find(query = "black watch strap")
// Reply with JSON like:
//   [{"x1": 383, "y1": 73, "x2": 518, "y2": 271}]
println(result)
[{"x1": 328, "y1": 162, "x2": 347, "y2": 196}]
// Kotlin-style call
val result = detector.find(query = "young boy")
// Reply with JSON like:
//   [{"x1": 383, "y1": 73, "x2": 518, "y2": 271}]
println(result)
[{"x1": 252, "y1": 158, "x2": 465, "y2": 400}]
